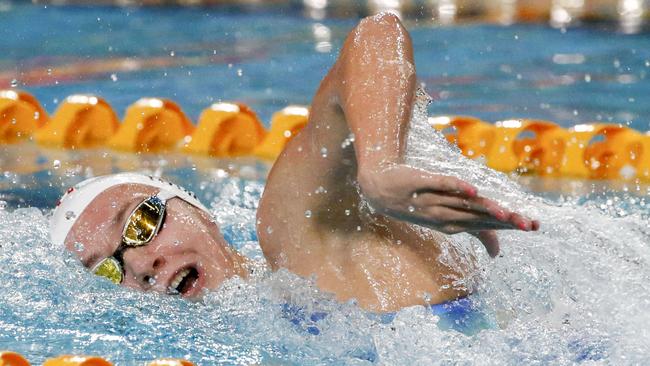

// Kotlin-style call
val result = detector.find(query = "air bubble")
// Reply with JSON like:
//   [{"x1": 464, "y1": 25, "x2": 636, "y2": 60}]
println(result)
[
  {"x1": 10, "y1": 79, "x2": 18, "y2": 87},
  {"x1": 74, "y1": 242, "x2": 85, "y2": 252},
  {"x1": 52, "y1": 160, "x2": 61, "y2": 169},
  {"x1": 304, "y1": 210, "x2": 312, "y2": 218},
  {"x1": 0, "y1": 201, "x2": 7, "y2": 210},
  {"x1": 344, "y1": 209, "x2": 351, "y2": 216},
  {"x1": 148, "y1": 277, "x2": 157, "y2": 285},
  {"x1": 110, "y1": 74, "x2": 118, "y2": 82},
  {"x1": 320, "y1": 147, "x2": 328, "y2": 158},
  {"x1": 266, "y1": 226, "x2": 273, "y2": 234},
  {"x1": 65, "y1": 211, "x2": 76, "y2": 220},
  {"x1": 408, "y1": 205, "x2": 415, "y2": 213}
]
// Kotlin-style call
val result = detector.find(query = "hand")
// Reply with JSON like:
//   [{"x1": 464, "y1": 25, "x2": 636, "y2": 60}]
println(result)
[{"x1": 358, "y1": 164, "x2": 540, "y2": 257}]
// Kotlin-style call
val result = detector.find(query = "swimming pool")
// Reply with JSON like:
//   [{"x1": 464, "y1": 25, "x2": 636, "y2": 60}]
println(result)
[{"x1": 1, "y1": 2, "x2": 650, "y2": 365}]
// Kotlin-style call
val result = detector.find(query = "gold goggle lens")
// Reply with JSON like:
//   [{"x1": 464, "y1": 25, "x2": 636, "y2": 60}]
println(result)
[
  {"x1": 122, "y1": 196, "x2": 165, "y2": 246},
  {"x1": 92, "y1": 257, "x2": 124, "y2": 284}
]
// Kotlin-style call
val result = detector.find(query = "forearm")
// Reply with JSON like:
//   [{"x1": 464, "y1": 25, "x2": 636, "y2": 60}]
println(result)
[{"x1": 334, "y1": 13, "x2": 417, "y2": 179}]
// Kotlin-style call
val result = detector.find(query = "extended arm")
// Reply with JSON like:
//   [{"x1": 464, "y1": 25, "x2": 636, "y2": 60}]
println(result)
[{"x1": 330, "y1": 13, "x2": 539, "y2": 256}]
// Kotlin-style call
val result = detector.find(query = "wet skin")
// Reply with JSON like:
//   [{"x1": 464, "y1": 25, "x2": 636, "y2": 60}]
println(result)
[
  {"x1": 65, "y1": 13, "x2": 538, "y2": 311},
  {"x1": 257, "y1": 13, "x2": 538, "y2": 311}
]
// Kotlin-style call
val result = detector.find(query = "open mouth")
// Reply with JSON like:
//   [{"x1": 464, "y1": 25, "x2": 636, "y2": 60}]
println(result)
[{"x1": 168, "y1": 266, "x2": 200, "y2": 296}]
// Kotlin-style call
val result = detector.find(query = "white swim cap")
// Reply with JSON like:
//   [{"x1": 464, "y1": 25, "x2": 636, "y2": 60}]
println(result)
[{"x1": 50, "y1": 172, "x2": 210, "y2": 247}]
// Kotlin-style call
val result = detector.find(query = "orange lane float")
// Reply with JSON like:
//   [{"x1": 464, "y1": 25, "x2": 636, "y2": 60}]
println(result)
[
  {"x1": 183, "y1": 102, "x2": 266, "y2": 157},
  {"x1": 484, "y1": 119, "x2": 565, "y2": 175},
  {"x1": 148, "y1": 359, "x2": 196, "y2": 366},
  {"x1": 41, "y1": 355, "x2": 112, "y2": 366},
  {"x1": 0, "y1": 351, "x2": 30, "y2": 366},
  {"x1": 578, "y1": 124, "x2": 645, "y2": 180},
  {"x1": 639, "y1": 132, "x2": 650, "y2": 180},
  {"x1": 0, "y1": 90, "x2": 649, "y2": 181},
  {"x1": 0, "y1": 90, "x2": 47, "y2": 144},
  {"x1": 429, "y1": 115, "x2": 495, "y2": 159},
  {"x1": 107, "y1": 98, "x2": 193, "y2": 153},
  {"x1": 35, "y1": 94, "x2": 118, "y2": 149},
  {"x1": 252, "y1": 105, "x2": 309, "y2": 160}
]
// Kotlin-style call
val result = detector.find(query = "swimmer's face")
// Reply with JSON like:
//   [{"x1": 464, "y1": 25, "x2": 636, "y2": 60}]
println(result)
[{"x1": 64, "y1": 184, "x2": 247, "y2": 298}]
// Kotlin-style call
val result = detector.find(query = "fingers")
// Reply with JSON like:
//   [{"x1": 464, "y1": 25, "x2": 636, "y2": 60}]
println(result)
[
  {"x1": 414, "y1": 192, "x2": 540, "y2": 232},
  {"x1": 472, "y1": 230, "x2": 499, "y2": 257},
  {"x1": 413, "y1": 173, "x2": 477, "y2": 198},
  {"x1": 416, "y1": 193, "x2": 505, "y2": 218}
]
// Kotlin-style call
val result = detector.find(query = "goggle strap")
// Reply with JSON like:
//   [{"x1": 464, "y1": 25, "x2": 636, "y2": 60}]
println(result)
[{"x1": 156, "y1": 190, "x2": 176, "y2": 202}]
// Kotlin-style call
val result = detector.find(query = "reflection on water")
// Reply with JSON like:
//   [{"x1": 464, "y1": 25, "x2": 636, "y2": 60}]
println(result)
[{"x1": 27, "y1": 0, "x2": 650, "y2": 33}]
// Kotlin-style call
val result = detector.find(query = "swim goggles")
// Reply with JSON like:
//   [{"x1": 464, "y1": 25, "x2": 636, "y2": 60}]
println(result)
[{"x1": 90, "y1": 190, "x2": 176, "y2": 284}]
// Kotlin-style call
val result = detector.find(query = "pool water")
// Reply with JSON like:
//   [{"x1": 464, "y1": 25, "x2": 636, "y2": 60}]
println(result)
[{"x1": 1, "y1": 3, "x2": 650, "y2": 365}]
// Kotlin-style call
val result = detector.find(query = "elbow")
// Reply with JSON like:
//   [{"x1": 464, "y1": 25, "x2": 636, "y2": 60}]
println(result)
[
  {"x1": 362, "y1": 12, "x2": 402, "y2": 27},
  {"x1": 358, "y1": 12, "x2": 408, "y2": 37}
]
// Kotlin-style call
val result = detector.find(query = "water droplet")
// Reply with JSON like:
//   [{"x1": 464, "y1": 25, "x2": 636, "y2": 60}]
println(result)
[
  {"x1": 356, "y1": 225, "x2": 362, "y2": 231},
  {"x1": 266, "y1": 226, "x2": 273, "y2": 234},
  {"x1": 110, "y1": 201, "x2": 117, "y2": 208},
  {"x1": 344, "y1": 209, "x2": 351, "y2": 216},
  {"x1": 304, "y1": 210, "x2": 312, "y2": 218},
  {"x1": 237, "y1": 68, "x2": 243, "y2": 77},
  {"x1": 396, "y1": 239, "x2": 402, "y2": 245},
  {"x1": 170, "y1": 50, "x2": 175, "y2": 57},
  {"x1": 173, "y1": 239, "x2": 181, "y2": 246},
  {"x1": 47, "y1": 68, "x2": 52, "y2": 75},
  {"x1": 423, "y1": 292, "x2": 432, "y2": 302},
  {"x1": 52, "y1": 160, "x2": 61, "y2": 169},
  {"x1": 33, "y1": 111, "x2": 40, "y2": 120},
  {"x1": 110, "y1": 73, "x2": 118, "y2": 82},
  {"x1": 0, "y1": 200, "x2": 7, "y2": 210},
  {"x1": 584, "y1": 74, "x2": 591, "y2": 82},
  {"x1": 74, "y1": 242, "x2": 84, "y2": 252},
  {"x1": 10, "y1": 79, "x2": 18, "y2": 87},
  {"x1": 148, "y1": 277, "x2": 157, "y2": 285},
  {"x1": 320, "y1": 147, "x2": 328, "y2": 158},
  {"x1": 408, "y1": 205, "x2": 415, "y2": 213},
  {"x1": 283, "y1": 130, "x2": 292, "y2": 138},
  {"x1": 65, "y1": 211, "x2": 76, "y2": 220}
]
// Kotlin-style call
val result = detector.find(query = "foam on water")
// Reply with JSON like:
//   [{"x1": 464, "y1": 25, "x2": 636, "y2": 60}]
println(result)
[{"x1": 1, "y1": 109, "x2": 650, "y2": 365}]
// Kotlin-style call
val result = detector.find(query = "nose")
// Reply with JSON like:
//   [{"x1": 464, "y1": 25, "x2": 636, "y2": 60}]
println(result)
[{"x1": 121, "y1": 245, "x2": 167, "y2": 289}]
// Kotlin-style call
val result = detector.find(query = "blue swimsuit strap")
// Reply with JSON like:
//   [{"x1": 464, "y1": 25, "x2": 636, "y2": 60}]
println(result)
[{"x1": 282, "y1": 296, "x2": 493, "y2": 337}]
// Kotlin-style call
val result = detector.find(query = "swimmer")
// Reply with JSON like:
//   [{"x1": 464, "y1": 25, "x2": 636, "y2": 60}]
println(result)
[{"x1": 51, "y1": 13, "x2": 539, "y2": 313}]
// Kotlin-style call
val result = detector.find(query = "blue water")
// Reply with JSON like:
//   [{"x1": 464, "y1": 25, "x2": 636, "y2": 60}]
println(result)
[{"x1": 1, "y1": 3, "x2": 650, "y2": 366}]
